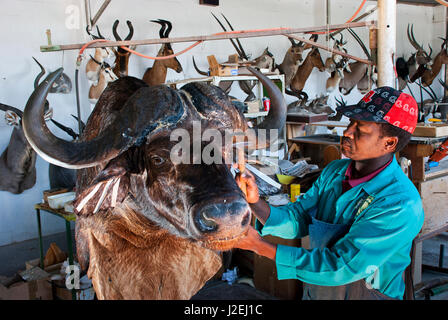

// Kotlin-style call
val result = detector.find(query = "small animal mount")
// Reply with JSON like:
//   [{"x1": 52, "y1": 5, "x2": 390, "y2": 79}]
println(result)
[
  {"x1": 88, "y1": 62, "x2": 118, "y2": 104},
  {"x1": 85, "y1": 26, "x2": 113, "y2": 84}
]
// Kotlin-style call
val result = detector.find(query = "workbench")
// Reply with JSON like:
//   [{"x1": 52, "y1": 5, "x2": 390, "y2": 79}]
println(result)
[
  {"x1": 399, "y1": 136, "x2": 448, "y2": 285},
  {"x1": 34, "y1": 202, "x2": 76, "y2": 300}
]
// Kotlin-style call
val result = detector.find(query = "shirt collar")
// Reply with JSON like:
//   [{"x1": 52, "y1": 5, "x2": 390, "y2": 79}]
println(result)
[{"x1": 344, "y1": 157, "x2": 393, "y2": 189}]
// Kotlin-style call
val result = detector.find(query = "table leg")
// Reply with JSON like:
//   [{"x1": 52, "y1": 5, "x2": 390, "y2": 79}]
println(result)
[
  {"x1": 65, "y1": 221, "x2": 73, "y2": 266},
  {"x1": 65, "y1": 220, "x2": 76, "y2": 300},
  {"x1": 36, "y1": 209, "x2": 44, "y2": 269}
]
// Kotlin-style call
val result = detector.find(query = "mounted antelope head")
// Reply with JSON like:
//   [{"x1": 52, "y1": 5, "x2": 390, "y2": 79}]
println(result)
[
  {"x1": 325, "y1": 33, "x2": 348, "y2": 73},
  {"x1": 142, "y1": 19, "x2": 183, "y2": 86},
  {"x1": 85, "y1": 26, "x2": 113, "y2": 84},
  {"x1": 339, "y1": 28, "x2": 376, "y2": 95},
  {"x1": 112, "y1": 20, "x2": 134, "y2": 78},
  {"x1": 0, "y1": 92, "x2": 52, "y2": 193},
  {"x1": 326, "y1": 55, "x2": 350, "y2": 93},
  {"x1": 419, "y1": 37, "x2": 448, "y2": 87},
  {"x1": 407, "y1": 24, "x2": 432, "y2": 68},
  {"x1": 247, "y1": 47, "x2": 275, "y2": 71},
  {"x1": 287, "y1": 39, "x2": 325, "y2": 100},
  {"x1": 88, "y1": 62, "x2": 118, "y2": 104},
  {"x1": 32, "y1": 57, "x2": 72, "y2": 94},
  {"x1": 277, "y1": 37, "x2": 308, "y2": 87}
]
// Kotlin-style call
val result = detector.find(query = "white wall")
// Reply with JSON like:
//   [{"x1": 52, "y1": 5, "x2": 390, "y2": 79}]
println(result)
[{"x1": 0, "y1": 0, "x2": 445, "y2": 246}]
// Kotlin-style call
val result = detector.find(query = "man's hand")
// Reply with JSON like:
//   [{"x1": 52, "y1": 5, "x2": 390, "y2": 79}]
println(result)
[
  {"x1": 235, "y1": 169, "x2": 260, "y2": 204},
  {"x1": 235, "y1": 226, "x2": 277, "y2": 261}
]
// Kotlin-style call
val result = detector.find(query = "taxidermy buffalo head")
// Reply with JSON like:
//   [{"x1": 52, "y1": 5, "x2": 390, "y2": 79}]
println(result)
[{"x1": 22, "y1": 67, "x2": 286, "y2": 251}]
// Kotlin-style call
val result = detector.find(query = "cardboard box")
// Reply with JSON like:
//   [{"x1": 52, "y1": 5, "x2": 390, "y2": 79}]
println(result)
[
  {"x1": 26, "y1": 258, "x2": 63, "y2": 275},
  {"x1": 0, "y1": 267, "x2": 52, "y2": 300},
  {"x1": 246, "y1": 100, "x2": 261, "y2": 114},
  {"x1": 207, "y1": 55, "x2": 238, "y2": 76},
  {"x1": 0, "y1": 279, "x2": 53, "y2": 300}
]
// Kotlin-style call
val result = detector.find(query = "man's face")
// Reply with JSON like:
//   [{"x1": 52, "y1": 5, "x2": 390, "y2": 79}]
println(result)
[{"x1": 341, "y1": 119, "x2": 396, "y2": 161}]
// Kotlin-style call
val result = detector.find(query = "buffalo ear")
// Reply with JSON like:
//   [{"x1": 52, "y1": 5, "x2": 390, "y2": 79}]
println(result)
[{"x1": 73, "y1": 155, "x2": 131, "y2": 215}]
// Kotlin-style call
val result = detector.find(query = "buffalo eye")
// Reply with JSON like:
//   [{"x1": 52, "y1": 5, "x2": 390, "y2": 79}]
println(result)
[{"x1": 150, "y1": 155, "x2": 165, "y2": 166}]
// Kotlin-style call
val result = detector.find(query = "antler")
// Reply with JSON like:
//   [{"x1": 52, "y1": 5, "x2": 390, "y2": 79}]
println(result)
[
  {"x1": 112, "y1": 20, "x2": 134, "y2": 41},
  {"x1": 407, "y1": 24, "x2": 431, "y2": 60},
  {"x1": 346, "y1": 28, "x2": 371, "y2": 60},
  {"x1": 86, "y1": 25, "x2": 105, "y2": 40},
  {"x1": 151, "y1": 19, "x2": 167, "y2": 38},
  {"x1": 221, "y1": 14, "x2": 249, "y2": 60},
  {"x1": 211, "y1": 13, "x2": 249, "y2": 61},
  {"x1": 158, "y1": 19, "x2": 172, "y2": 38},
  {"x1": 32, "y1": 57, "x2": 46, "y2": 89},
  {"x1": 439, "y1": 37, "x2": 448, "y2": 50},
  {"x1": 334, "y1": 96, "x2": 347, "y2": 108}
]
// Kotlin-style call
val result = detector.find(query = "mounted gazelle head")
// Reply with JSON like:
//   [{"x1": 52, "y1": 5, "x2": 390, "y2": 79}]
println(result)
[
  {"x1": 248, "y1": 47, "x2": 275, "y2": 71},
  {"x1": 112, "y1": 20, "x2": 134, "y2": 78},
  {"x1": 142, "y1": 19, "x2": 183, "y2": 86},
  {"x1": 407, "y1": 24, "x2": 432, "y2": 68},
  {"x1": 85, "y1": 26, "x2": 113, "y2": 83},
  {"x1": 88, "y1": 61, "x2": 118, "y2": 104},
  {"x1": 151, "y1": 19, "x2": 182, "y2": 72},
  {"x1": 326, "y1": 55, "x2": 350, "y2": 93},
  {"x1": 325, "y1": 33, "x2": 348, "y2": 72}
]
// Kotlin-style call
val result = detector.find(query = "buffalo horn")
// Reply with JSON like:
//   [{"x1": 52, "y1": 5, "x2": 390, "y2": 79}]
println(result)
[
  {"x1": 23, "y1": 69, "x2": 186, "y2": 170},
  {"x1": 246, "y1": 67, "x2": 286, "y2": 148},
  {"x1": 22, "y1": 69, "x2": 134, "y2": 169}
]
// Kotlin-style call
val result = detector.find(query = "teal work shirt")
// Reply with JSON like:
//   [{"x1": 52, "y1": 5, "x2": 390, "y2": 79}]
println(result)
[{"x1": 256, "y1": 157, "x2": 424, "y2": 299}]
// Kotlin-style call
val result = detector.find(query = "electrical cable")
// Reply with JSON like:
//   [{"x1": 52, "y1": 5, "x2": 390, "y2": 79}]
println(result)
[
  {"x1": 308, "y1": 0, "x2": 367, "y2": 35},
  {"x1": 435, "y1": 0, "x2": 448, "y2": 8},
  {"x1": 75, "y1": 0, "x2": 367, "y2": 61}
]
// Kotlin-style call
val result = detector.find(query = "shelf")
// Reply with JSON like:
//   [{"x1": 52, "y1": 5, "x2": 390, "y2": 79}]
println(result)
[
  {"x1": 244, "y1": 111, "x2": 268, "y2": 118},
  {"x1": 167, "y1": 74, "x2": 284, "y2": 87}
]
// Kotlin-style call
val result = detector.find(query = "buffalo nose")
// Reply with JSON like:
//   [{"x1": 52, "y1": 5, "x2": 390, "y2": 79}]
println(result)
[{"x1": 194, "y1": 199, "x2": 251, "y2": 234}]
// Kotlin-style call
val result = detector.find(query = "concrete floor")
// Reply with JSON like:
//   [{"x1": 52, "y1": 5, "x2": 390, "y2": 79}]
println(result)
[{"x1": 1, "y1": 229, "x2": 448, "y2": 300}]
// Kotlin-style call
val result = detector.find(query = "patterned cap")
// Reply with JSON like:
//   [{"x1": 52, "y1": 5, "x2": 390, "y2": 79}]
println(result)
[{"x1": 336, "y1": 86, "x2": 418, "y2": 134}]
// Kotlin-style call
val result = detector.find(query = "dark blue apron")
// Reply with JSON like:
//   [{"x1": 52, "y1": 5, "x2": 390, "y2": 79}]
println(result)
[{"x1": 302, "y1": 207, "x2": 395, "y2": 300}]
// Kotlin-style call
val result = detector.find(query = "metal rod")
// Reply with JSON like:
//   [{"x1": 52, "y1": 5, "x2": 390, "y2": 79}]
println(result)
[
  {"x1": 84, "y1": 0, "x2": 91, "y2": 32},
  {"x1": 40, "y1": 20, "x2": 376, "y2": 52},
  {"x1": 36, "y1": 209, "x2": 44, "y2": 269},
  {"x1": 439, "y1": 244, "x2": 445, "y2": 268},
  {"x1": 286, "y1": 34, "x2": 374, "y2": 65},
  {"x1": 90, "y1": 0, "x2": 112, "y2": 28}
]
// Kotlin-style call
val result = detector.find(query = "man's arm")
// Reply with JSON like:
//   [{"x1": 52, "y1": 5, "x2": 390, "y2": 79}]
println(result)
[
  {"x1": 249, "y1": 198, "x2": 271, "y2": 225},
  {"x1": 235, "y1": 226, "x2": 277, "y2": 260},
  {"x1": 235, "y1": 170, "x2": 271, "y2": 224}
]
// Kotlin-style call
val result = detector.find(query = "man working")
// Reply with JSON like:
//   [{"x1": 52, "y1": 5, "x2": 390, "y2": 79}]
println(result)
[{"x1": 235, "y1": 86, "x2": 424, "y2": 300}]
